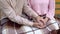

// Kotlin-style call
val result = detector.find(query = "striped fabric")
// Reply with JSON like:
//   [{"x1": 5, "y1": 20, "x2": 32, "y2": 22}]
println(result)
[
  {"x1": 2, "y1": 19, "x2": 59, "y2": 34},
  {"x1": 19, "y1": 26, "x2": 49, "y2": 34},
  {"x1": 18, "y1": 19, "x2": 59, "y2": 34}
]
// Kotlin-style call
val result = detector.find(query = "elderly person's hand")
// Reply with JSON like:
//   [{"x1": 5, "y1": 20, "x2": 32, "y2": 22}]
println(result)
[
  {"x1": 33, "y1": 16, "x2": 46, "y2": 28},
  {"x1": 43, "y1": 17, "x2": 49, "y2": 24},
  {"x1": 33, "y1": 22, "x2": 46, "y2": 28}
]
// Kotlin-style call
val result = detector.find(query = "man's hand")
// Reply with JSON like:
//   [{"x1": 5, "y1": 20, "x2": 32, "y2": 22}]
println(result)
[
  {"x1": 33, "y1": 16, "x2": 46, "y2": 28},
  {"x1": 35, "y1": 16, "x2": 45, "y2": 25},
  {"x1": 33, "y1": 22, "x2": 46, "y2": 28}
]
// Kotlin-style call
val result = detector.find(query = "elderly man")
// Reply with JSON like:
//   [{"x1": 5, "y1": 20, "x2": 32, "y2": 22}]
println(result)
[{"x1": 0, "y1": 0, "x2": 46, "y2": 34}]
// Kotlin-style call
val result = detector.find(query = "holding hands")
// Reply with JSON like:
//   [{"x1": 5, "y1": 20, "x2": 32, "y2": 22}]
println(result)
[{"x1": 33, "y1": 16, "x2": 49, "y2": 28}]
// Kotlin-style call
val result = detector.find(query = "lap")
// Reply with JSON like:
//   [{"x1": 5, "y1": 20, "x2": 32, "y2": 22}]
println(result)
[
  {"x1": 2, "y1": 20, "x2": 24, "y2": 34},
  {"x1": 2, "y1": 21, "x2": 50, "y2": 34}
]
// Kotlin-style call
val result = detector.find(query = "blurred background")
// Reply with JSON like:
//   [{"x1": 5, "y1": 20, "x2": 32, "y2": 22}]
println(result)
[{"x1": 55, "y1": 0, "x2": 60, "y2": 18}]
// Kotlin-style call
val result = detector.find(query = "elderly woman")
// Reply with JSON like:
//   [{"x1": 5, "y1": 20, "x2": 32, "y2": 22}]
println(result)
[{"x1": 27, "y1": 0, "x2": 59, "y2": 34}]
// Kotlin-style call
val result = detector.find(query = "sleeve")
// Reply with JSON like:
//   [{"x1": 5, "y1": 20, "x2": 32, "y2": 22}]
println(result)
[
  {"x1": 23, "y1": 0, "x2": 38, "y2": 18},
  {"x1": 46, "y1": 0, "x2": 55, "y2": 19},
  {"x1": 0, "y1": 0, "x2": 34, "y2": 26},
  {"x1": 27, "y1": 0, "x2": 31, "y2": 8}
]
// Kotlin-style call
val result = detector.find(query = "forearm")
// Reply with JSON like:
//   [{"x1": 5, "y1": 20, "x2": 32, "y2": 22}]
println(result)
[
  {"x1": 0, "y1": 3, "x2": 33, "y2": 26},
  {"x1": 3, "y1": 8, "x2": 34, "y2": 26}
]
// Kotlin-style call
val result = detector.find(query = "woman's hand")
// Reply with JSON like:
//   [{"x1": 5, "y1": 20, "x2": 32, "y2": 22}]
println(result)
[{"x1": 43, "y1": 17, "x2": 49, "y2": 24}]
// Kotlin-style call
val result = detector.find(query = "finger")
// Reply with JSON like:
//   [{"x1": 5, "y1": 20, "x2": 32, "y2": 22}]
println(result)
[
  {"x1": 41, "y1": 19, "x2": 47, "y2": 25},
  {"x1": 40, "y1": 20, "x2": 45, "y2": 25},
  {"x1": 43, "y1": 19, "x2": 48, "y2": 24},
  {"x1": 38, "y1": 23, "x2": 45, "y2": 28},
  {"x1": 37, "y1": 26, "x2": 42, "y2": 29},
  {"x1": 38, "y1": 22, "x2": 46, "y2": 28},
  {"x1": 36, "y1": 19, "x2": 45, "y2": 26},
  {"x1": 37, "y1": 25, "x2": 45, "y2": 29},
  {"x1": 38, "y1": 22, "x2": 44, "y2": 26}
]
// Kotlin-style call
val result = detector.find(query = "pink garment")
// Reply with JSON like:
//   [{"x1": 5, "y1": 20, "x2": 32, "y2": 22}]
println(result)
[{"x1": 28, "y1": 0, "x2": 55, "y2": 19}]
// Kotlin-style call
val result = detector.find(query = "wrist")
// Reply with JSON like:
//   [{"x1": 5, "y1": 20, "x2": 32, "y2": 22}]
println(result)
[
  {"x1": 32, "y1": 16, "x2": 39, "y2": 20},
  {"x1": 35, "y1": 16, "x2": 41, "y2": 19}
]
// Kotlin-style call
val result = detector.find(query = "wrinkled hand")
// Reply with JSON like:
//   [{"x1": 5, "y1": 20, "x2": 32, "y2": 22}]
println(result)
[
  {"x1": 34, "y1": 16, "x2": 46, "y2": 28},
  {"x1": 33, "y1": 22, "x2": 46, "y2": 28},
  {"x1": 35, "y1": 16, "x2": 44, "y2": 24}
]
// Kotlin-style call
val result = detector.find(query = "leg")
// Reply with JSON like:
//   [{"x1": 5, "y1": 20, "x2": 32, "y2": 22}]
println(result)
[
  {"x1": 2, "y1": 21, "x2": 24, "y2": 34},
  {"x1": 47, "y1": 19, "x2": 59, "y2": 31}
]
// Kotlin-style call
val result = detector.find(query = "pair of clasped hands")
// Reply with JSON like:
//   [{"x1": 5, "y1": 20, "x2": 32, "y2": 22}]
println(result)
[{"x1": 33, "y1": 16, "x2": 49, "y2": 29}]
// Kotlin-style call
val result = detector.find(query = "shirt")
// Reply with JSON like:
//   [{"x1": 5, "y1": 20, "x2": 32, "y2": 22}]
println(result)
[{"x1": 28, "y1": 0, "x2": 55, "y2": 19}]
